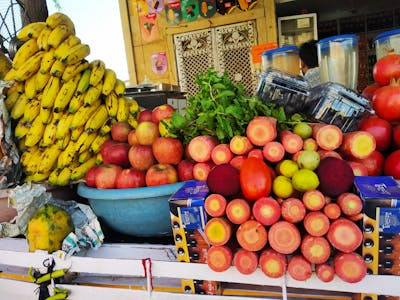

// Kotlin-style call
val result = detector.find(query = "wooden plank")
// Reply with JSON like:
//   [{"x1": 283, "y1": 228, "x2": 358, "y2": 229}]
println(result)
[{"x1": 264, "y1": 0, "x2": 277, "y2": 43}]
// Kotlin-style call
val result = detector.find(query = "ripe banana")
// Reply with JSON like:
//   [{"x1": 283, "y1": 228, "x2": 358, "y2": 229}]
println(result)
[
  {"x1": 48, "y1": 168, "x2": 61, "y2": 186},
  {"x1": 25, "y1": 116, "x2": 46, "y2": 147},
  {"x1": 105, "y1": 91, "x2": 118, "y2": 117},
  {"x1": 75, "y1": 131, "x2": 98, "y2": 154},
  {"x1": 41, "y1": 76, "x2": 61, "y2": 109},
  {"x1": 17, "y1": 22, "x2": 47, "y2": 41},
  {"x1": 11, "y1": 93, "x2": 29, "y2": 119},
  {"x1": 19, "y1": 145, "x2": 38, "y2": 166},
  {"x1": 25, "y1": 171, "x2": 51, "y2": 183},
  {"x1": 41, "y1": 117, "x2": 60, "y2": 147},
  {"x1": 15, "y1": 118, "x2": 31, "y2": 139},
  {"x1": 24, "y1": 73, "x2": 38, "y2": 99},
  {"x1": 70, "y1": 126, "x2": 84, "y2": 142},
  {"x1": 127, "y1": 114, "x2": 138, "y2": 129},
  {"x1": 57, "y1": 167, "x2": 73, "y2": 186},
  {"x1": 70, "y1": 99, "x2": 100, "y2": 129},
  {"x1": 126, "y1": 97, "x2": 140, "y2": 115},
  {"x1": 101, "y1": 68, "x2": 117, "y2": 96},
  {"x1": 18, "y1": 137, "x2": 27, "y2": 152},
  {"x1": 5, "y1": 89, "x2": 22, "y2": 111},
  {"x1": 116, "y1": 96, "x2": 129, "y2": 122},
  {"x1": 61, "y1": 43, "x2": 90, "y2": 65},
  {"x1": 36, "y1": 26, "x2": 52, "y2": 51},
  {"x1": 89, "y1": 60, "x2": 105, "y2": 86},
  {"x1": 84, "y1": 104, "x2": 108, "y2": 133},
  {"x1": 47, "y1": 24, "x2": 74, "y2": 49},
  {"x1": 21, "y1": 97, "x2": 41, "y2": 124},
  {"x1": 4, "y1": 68, "x2": 17, "y2": 81},
  {"x1": 56, "y1": 132, "x2": 71, "y2": 150},
  {"x1": 96, "y1": 152, "x2": 103, "y2": 165},
  {"x1": 35, "y1": 71, "x2": 51, "y2": 93},
  {"x1": 14, "y1": 51, "x2": 45, "y2": 82},
  {"x1": 99, "y1": 117, "x2": 116, "y2": 136},
  {"x1": 53, "y1": 73, "x2": 81, "y2": 113},
  {"x1": 37, "y1": 144, "x2": 61, "y2": 174},
  {"x1": 39, "y1": 106, "x2": 52, "y2": 124},
  {"x1": 83, "y1": 82, "x2": 102, "y2": 106},
  {"x1": 50, "y1": 59, "x2": 66, "y2": 78},
  {"x1": 7, "y1": 81, "x2": 24, "y2": 95},
  {"x1": 114, "y1": 79, "x2": 126, "y2": 96},
  {"x1": 70, "y1": 156, "x2": 97, "y2": 181},
  {"x1": 90, "y1": 133, "x2": 110, "y2": 154},
  {"x1": 13, "y1": 39, "x2": 39, "y2": 69},
  {"x1": 78, "y1": 150, "x2": 92, "y2": 164},
  {"x1": 68, "y1": 93, "x2": 84, "y2": 113},
  {"x1": 46, "y1": 12, "x2": 75, "y2": 32},
  {"x1": 57, "y1": 141, "x2": 76, "y2": 168},
  {"x1": 76, "y1": 68, "x2": 91, "y2": 94},
  {"x1": 39, "y1": 48, "x2": 56, "y2": 74},
  {"x1": 62, "y1": 59, "x2": 89, "y2": 82},
  {"x1": 56, "y1": 112, "x2": 74, "y2": 139},
  {"x1": 23, "y1": 148, "x2": 43, "y2": 175},
  {"x1": 54, "y1": 35, "x2": 81, "y2": 59}
]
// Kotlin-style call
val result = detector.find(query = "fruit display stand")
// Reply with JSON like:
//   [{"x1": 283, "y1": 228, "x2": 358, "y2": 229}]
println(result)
[{"x1": 0, "y1": 237, "x2": 399, "y2": 300}]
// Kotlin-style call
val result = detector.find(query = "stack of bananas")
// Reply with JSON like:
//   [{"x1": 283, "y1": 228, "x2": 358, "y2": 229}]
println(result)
[{"x1": 3, "y1": 12, "x2": 139, "y2": 186}]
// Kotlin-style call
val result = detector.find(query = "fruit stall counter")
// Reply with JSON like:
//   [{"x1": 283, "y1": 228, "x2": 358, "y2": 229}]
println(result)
[{"x1": 0, "y1": 237, "x2": 399, "y2": 300}]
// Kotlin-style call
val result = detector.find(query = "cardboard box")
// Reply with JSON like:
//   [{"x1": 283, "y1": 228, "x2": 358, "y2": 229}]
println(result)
[
  {"x1": 354, "y1": 176, "x2": 400, "y2": 275},
  {"x1": 168, "y1": 180, "x2": 220, "y2": 295}
]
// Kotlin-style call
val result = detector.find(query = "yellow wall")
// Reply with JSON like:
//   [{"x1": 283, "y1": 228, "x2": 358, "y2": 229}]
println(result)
[{"x1": 119, "y1": 0, "x2": 277, "y2": 85}]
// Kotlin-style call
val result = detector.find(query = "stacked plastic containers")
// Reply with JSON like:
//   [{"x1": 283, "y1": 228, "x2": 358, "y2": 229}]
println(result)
[
  {"x1": 261, "y1": 46, "x2": 301, "y2": 76},
  {"x1": 374, "y1": 28, "x2": 400, "y2": 59}
]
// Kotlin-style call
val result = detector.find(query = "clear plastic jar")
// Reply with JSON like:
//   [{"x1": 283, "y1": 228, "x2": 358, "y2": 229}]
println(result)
[
  {"x1": 374, "y1": 29, "x2": 400, "y2": 60},
  {"x1": 261, "y1": 46, "x2": 300, "y2": 76}
]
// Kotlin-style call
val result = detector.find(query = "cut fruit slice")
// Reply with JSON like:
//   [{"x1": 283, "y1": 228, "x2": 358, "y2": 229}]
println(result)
[
  {"x1": 233, "y1": 248, "x2": 259, "y2": 275},
  {"x1": 303, "y1": 211, "x2": 330, "y2": 237},
  {"x1": 340, "y1": 131, "x2": 376, "y2": 160},
  {"x1": 236, "y1": 219, "x2": 268, "y2": 252},
  {"x1": 336, "y1": 192, "x2": 363, "y2": 217},
  {"x1": 300, "y1": 234, "x2": 331, "y2": 264},
  {"x1": 327, "y1": 218, "x2": 362, "y2": 253},
  {"x1": 226, "y1": 198, "x2": 251, "y2": 225},
  {"x1": 302, "y1": 189, "x2": 325, "y2": 211},
  {"x1": 246, "y1": 116, "x2": 277, "y2": 146},
  {"x1": 252, "y1": 196, "x2": 281, "y2": 226},
  {"x1": 280, "y1": 130, "x2": 303, "y2": 154},
  {"x1": 205, "y1": 194, "x2": 227, "y2": 217},
  {"x1": 281, "y1": 197, "x2": 306, "y2": 223},
  {"x1": 211, "y1": 143, "x2": 234, "y2": 165},
  {"x1": 230, "y1": 135, "x2": 254, "y2": 155},
  {"x1": 187, "y1": 135, "x2": 218, "y2": 162},
  {"x1": 287, "y1": 254, "x2": 312, "y2": 281},
  {"x1": 323, "y1": 203, "x2": 341, "y2": 220},
  {"x1": 313, "y1": 124, "x2": 343, "y2": 151},
  {"x1": 262, "y1": 141, "x2": 285, "y2": 163},
  {"x1": 207, "y1": 245, "x2": 233, "y2": 272},
  {"x1": 268, "y1": 220, "x2": 301, "y2": 254},
  {"x1": 334, "y1": 252, "x2": 367, "y2": 283},
  {"x1": 315, "y1": 263, "x2": 335, "y2": 282},
  {"x1": 204, "y1": 217, "x2": 232, "y2": 246},
  {"x1": 259, "y1": 248, "x2": 287, "y2": 278}
]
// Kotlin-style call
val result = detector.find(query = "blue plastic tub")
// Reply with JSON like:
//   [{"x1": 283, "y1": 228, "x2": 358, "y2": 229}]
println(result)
[{"x1": 77, "y1": 182, "x2": 185, "y2": 237}]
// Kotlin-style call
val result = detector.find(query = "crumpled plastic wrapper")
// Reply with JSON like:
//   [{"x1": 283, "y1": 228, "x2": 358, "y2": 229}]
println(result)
[
  {"x1": 0, "y1": 182, "x2": 104, "y2": 256},
  {"x1": 0, "y1": 80, "x2": 22, "y2": 188}
]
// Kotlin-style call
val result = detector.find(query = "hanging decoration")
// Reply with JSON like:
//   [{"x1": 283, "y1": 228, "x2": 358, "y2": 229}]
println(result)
[
  {"x1": 147, "y1": 0, "x2": 165, "y2": 14},
  {"x1": 165, "y1": 1, "x2": 183, "y2": 25},
  {"x1": 151, "y1": 52, "x2": 168, "y2": 75},
  {"x1": 199, "y1": 0, "x2": 217, "y2": 18},
  {"x1": 181, "y1": 0, "x2": 200, "y2": 22},
  {"x1": 132, "y1": 0, "x2": 150, "y2": 16},
  {"x1": 139, "y1": 13, "x2": 160, "y2": 42}
]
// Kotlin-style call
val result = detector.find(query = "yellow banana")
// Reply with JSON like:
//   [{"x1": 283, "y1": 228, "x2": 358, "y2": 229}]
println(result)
[
  {"x1": 61, "y1": 43, "x2": 90, "y2": 65},
  {"x1": 36, "y1": 26, "x2": 52, "y2": 51},
  {"x1": 105, "y1": 91, "x2": 118, "y2": 117},
  {"x1": 5, "y1": 89, "x2": 21, "y2": 111},
  {"x1": 41, "y1": 116, "x2": 60, "y2": 147},
  {"x1": 47, "y1": 24, "x2": 74, "y2": 49},
  {"x1": 53, "y1": 73, "x2": 81, "y2": 113},
  {"x1": 41, "y1": 76, "x2": 61, "y2": 109},
  {"x1": 35, "y1": 71, "x2": 51, "y2": 93},
  {"x1": 57, "y1": 167, "x2": 73, "y2": 186},
  {"x1": 62, "y1": 59, "x2": 89, "y2": 82},
  {"x1": 70, "y1": 126, "x2": 84, "y2": 142},
  {"x1": 90, "y1": 133, "x2": 110, "y2": 154},
  {"x1": 12, "y1": 38, "x2": 39, "y2": 69},
  {"x1": 75, "y1": 131, "x2": 98, "y2": 154},
  {"x1": 39, "y1": 48, "x2": 56, "y2": 74},
  {"x1": 114, "y1": 79, "x2": 126, "y2": 96},
  {"x1": 101, "y1": 68, "x2": 117, "y2": 96},
  {"x1": 70, "y1": 156, "x2": 97, "y2": 181},
  {"x1": 46, "y1": 12, "x2": 75, "y2": 31},
  {"x1": 83, "y1": 82, "x2": 102, "y2": 106},
  {"x1": 67, "y1": 92, "x2": 84, "y2": 113},
  {"x1": 84, "y1": 105, "x2": 108, "y2": 133},
  {"x1": 39, "y1": 106, "x2": 52, "y2": 124},
  {"x1": 126, "y1": 97, "x2": 140, "y2": 115},
  {"x1": 21, "y1": 97, "x2": 41, "y2": 124},
  {"x1": 99, "y1": 117, "x2": 116, "y2": 136},
  {"x1": 57, "y1": 141, "x2": 76, "y2": 168},
  {"x1": 23, "y1": 148, "x2": 43, "y2": 175},
  {"x1": 19, "y1": 145, "x2": 38, "y2": 165},
  {"x1": 25, "y1": 116, "x2": 45, "y2": 147},
  {"x1": 50, "y1": 59, "x2": 66, "y2": 78},
  {"x1": 17, "y1": 22, "x2": 47, "y2": 41},
  {"x1": 76, "y1": 68, "x2": 91, "y2": 94},
  {"x1": 78, "y1": 150, "x2": 92, "y2": 164},
  {"x1": 127, "y1": 114, "x2": 138, "y2": 129},
  {"x1": 56, "y1": 131, "x2": 71, "y2": 150},
  {"x1": 89, "y1": 60, "x2": 105, "y2": 86},
  {"x1": 11, "y1": 93, "x2": 29, "y2": 119},
  {"x1": 96, "y1": 152, "x2": 103, "y2": 165},
  {"x1": 7, "y1": 81, "x2": 25, "y2": 95},
  {"x1": 24, "y1": 73, "x2": 37, "y2": 99},
  {"x1": 70, "y1": 98, "x2": 100, "y2": 130},
  {"x1": 48, "y1": 168, "x2": 61, "y2": 186},
  {"x1": 4, "y1": 68, "x2": 17, "y2": 81},
  {"x1": 15, "y1": 118, "x2": 31, "y2": 139},
  {"x1": 116, "y1": 96, "x2": 129, "y2": 122},
  {"x1": 18, "y1": 137, "x2": 27, "y2": 151},
  {"x1": 37, "y1": 144, "x2": 61, "y2": 174},
  {"x1": 14, "y1": 51, "x2": 45, "y2": 82},
  {"x1": 56, "y1": 112, "x2": 74, "y2": 139},
  {"x1": 25, "y1": 171, "x2": 50, "y2": 183},
  {"x1": 54, "y1": 35, "x2": 81, "y2": 59}
]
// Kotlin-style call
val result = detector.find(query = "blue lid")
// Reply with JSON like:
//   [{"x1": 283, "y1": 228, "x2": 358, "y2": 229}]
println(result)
[
  {"x1": 374, "y1": 28, "x2": 400, "y2": 43},
  {"x1": 262, "y1": 45, "x2": 299, "y2": 57},
  {"x1": 318, "y1": 34, "x2": 358, "y2": 45}
]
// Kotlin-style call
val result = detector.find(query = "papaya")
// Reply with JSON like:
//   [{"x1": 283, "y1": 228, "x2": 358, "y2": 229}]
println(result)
[{"x1": 26, "y1": 204, "x2": 74, "y2": 253}]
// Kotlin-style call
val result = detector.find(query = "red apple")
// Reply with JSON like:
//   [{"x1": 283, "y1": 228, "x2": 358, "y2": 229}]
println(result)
[
  {"x1": 111, "y1": 121, "x2": 132, "y2": 142},
  {"x1": 127, "y1": 130, "x2": 139, "y2": 146},
  {"x1": 102, "y1": 142, "x2": 131, "y2": 167},
  {"x1": 85, "y1": 166, "x2": 99, "y2": 187},
  {"x1": 358, "y1": 115, "x2": 392, "y2": 152},
  {"x1": 135, "y1": 121, "x2": 159, "y2": 145},
  {"x1": 177, "y1": 159, "x2": 195, "y2": 181},
  {"x1": 145, "y1": 163, "x2": 178, "y2": 186},
  {"x1": 100, "y1": 140, "x2": 118, "y2": 160},
  {"x1": 152, "y1": 137, "x2": 184, "y2": 165},
  {"x1": 152, "y1": 104, "x2": 175, "y2": 124},
  {"x1": 115, "y1": 168, "x2": 146, "y2": 188},
  {"x1": 138, "y1": 109, "x2": 153, "y2": 123},
  {"x1": 384, "y1": 150, "x2": 400, "y2": 179},
  {"x1": 95, "y1": 164, "x2": 123, "y2": 189},
  {"x1": 351, "y1": 150, "x2": 385, "y2": 176},
  {"x1": 128, "y1": 144, "x2": 155, "y2": 170},
  {"x1": 393, "y1": 125, "x2": 400, "y2": 149}
]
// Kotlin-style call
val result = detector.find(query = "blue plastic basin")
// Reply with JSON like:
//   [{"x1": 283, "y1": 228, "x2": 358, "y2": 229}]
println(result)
[{"x1": 77, "y1": 182, "x2": 185, "y2": 237}]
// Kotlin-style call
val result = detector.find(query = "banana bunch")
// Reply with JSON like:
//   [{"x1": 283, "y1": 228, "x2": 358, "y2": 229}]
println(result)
[{"x1": 3, "y1": 12, "x2": 139, "y2": 186}]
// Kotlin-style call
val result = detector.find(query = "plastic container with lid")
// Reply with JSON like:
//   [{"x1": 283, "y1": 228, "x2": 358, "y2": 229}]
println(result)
[
  {"x1": 261, "y1": 46, "x2": 300, "y2": 76},
  {"x1": 374, "y1": 28, "x2": 400, "y2": 60},
  {"x1": 317, "y1": 34, "x2": 359, "y2": 90}
]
